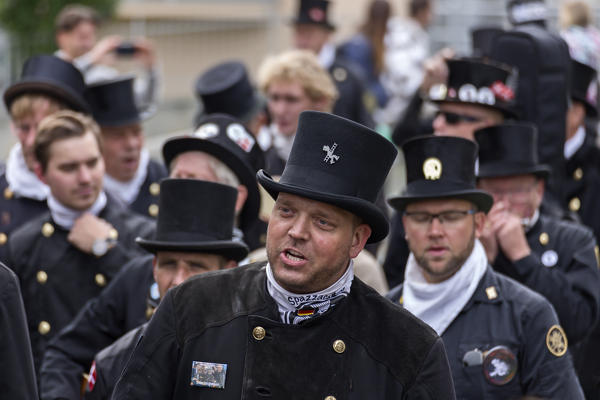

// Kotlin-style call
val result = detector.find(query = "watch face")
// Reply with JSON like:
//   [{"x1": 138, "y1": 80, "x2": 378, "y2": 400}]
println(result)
[{"x1": 92, "y1": 239, "x2": 108, "y2": 257}]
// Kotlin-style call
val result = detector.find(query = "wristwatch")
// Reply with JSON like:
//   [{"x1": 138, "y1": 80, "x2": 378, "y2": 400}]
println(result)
[{"x1": 92, "y1": 238, "x2": 116, "y2": 257}]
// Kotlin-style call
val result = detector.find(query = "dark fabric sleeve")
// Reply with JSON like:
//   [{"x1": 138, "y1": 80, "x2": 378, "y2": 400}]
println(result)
[
  {"x1": 405, "y1": 337, "x2": 456, "y2": 400},
  {"x1": 112, "y1": 291, "x2": 179, "y2": 399},
  {"x1": 0, "y1": 263, "x2": 39, "y2": 400},
  {"x1": 383, "y1": 213, "x2": 410, "y2": 287}
]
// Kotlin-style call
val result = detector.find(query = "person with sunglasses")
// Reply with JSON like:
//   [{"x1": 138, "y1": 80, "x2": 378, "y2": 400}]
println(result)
[{"x1": 386, "y1": 134, "x2": 584, "y2": 399}]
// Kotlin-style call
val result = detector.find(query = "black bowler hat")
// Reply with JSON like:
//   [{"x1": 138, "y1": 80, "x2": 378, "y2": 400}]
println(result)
[
  {"x1": 570, "y1": 59, "x2": 598, "y2": 118},
  {"x1": 195, "y1": 61, "x2": 265, "y2": 124},
  {"x1": 86, "y1": 76, "x2": 143, "y2": 127},
  {"x1": 257, "y1": 111, "x2": 397, "y2": 243},
  {"x1": 162, "y1": 114, "x2": 263, "y2": 231},
  {"x1": 428, "y1": 57, "x2": 518, "y2": 118},
  {"x1": 388, "y1": 136, "x2": 493, "y2": 213},
  {"x1": 471, "y1": 26, "x2": 504, "y2": 58},
  {"x1": 292, "y1": 0, "x2": 335, "y2": 31},
  {"x1": 4, "y1": 55, "x2": 89, "y2": 113},
  {"x1": 136, "y1": 179, "x2": 249, "y2": 261},
  {"x1": 475, "y1": 122, "x2": 551, "y2": 180},
  {"x1": 507, "y1": 0, "x2": 547, "y2": 26}
]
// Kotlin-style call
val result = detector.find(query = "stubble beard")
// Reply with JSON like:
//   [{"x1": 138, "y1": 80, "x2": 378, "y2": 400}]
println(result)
[{"x1": 414, "y1": 230, "x2": 476, "y2": 282}]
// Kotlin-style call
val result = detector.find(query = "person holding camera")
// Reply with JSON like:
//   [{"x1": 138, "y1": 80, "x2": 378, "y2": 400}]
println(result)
[{"x1": 54, "y1": 4, "x2": 159, "y2": 117}]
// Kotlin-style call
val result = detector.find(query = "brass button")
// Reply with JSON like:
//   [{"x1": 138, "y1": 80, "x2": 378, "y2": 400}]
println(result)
[
  {"x1": 41, "y1": 223, "x2": 54, "y2": 237},
  {"x1": 252, "y1": 326, "x2": 266, "y2": 341},
  {"x1": 4, "y1": 187, "x2": 13, "y2": 199},
  {"x1": 149, "y1": 182, "x2": 160, "y2": 196},
  {"x1": 94, "y1": 273, "x2": 107, "y2": 287},
  {"x1": 0, "y1": 232, "x2": 7, "y2": 245},
  {"x1": 333, "y1": 67, "x2": 347, "y2": 82},
  {"x1": 38, "y1": 321, "x2": 51, "y2": 335},
  {"x1": 148, "y1": 204, "x2": 159, "y2": 217},
  {"x1": 325, "y1": 396, "x2": 336, "y2": 400},
  {"x1": 574, "y1": 168, "x2": 583, "y2": 181},
  {"x1": 569, "y1": 197, "x2": 581, "y2": 212},
  {"x1": 539, "y1": 232, "x2": 549, "y2": 246},
  {"x1": 108, "y1": 228, "x2": 118, "y2": 241},
  {"x1": 333, "y1": 339, "x2": 346, "y2": 354},
  {"x1": 37, "y1": 270, "x2": 48, "y2": 284}
]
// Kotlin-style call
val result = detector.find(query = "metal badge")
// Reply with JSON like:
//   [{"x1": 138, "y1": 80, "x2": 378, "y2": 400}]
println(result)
[
  {"x1": 194, "y1": 123, "x2": 219, "y2": 139},
  {"x1": 541, "y1": 250, "x2": 558, "y2": 267},
  {"x1": 190, "y1": 361, "x2": 227, "y2": 389},
  {"x1": 546, "y1": 325, "x2": 568, "y2": 357},
  {"x1": 227, "y1": 123, "x2": 255, "y2": 152},
  {"x1": 483, "y1": 346, "x2": 518, "y2": 385},
  {"x1": 322, "y1": 142, "x2": 340, "y2": 165},
  {"x1": 423, "y1": 157, "x2": 442, "y2": 180}
]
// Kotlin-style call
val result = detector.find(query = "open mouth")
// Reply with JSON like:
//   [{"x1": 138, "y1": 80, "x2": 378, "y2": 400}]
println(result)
[{"x1": 284, "y1": 249, "x2": 305, "y2": 262}]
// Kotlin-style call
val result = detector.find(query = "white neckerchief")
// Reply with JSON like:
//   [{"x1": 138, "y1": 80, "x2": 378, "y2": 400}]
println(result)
[
  {"x1": 5, "y1": 143, "x2": 50, "y2": 201},
  {"x1": 47, "y1": 191, "x2": 107, "y2": 230},
  {"x1": 564, "y1": 125, "x2": 586, "y2": 160},
  {"x1": 266, "y1": 260, "x2": 354, "y2": 324},
  {"x1": 403, "y1": 239, "x2": 488, "y2": 335},
  {"x1": 271, "y1": 124, "x2": 296, "y2": 163},
  {"x1": 522, "y1": 208, "x2": 540, "y2": 232},
  {"x1": 318, "y1": 42, "x2": 336, "y2": 70},
  {"x1": 102, "y1": 149, "x2": 150, "y2": 205}
]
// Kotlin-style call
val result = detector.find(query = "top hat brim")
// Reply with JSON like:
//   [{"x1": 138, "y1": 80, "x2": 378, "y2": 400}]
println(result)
[
  {"x1": 4, "y1": 79, "x2": 90, "y2": 113},
  {"x1": 257, "y1": 169, "x2": 388, "y2": 243},
  {"x1": 477, "y1": 162, "x2": 551, "y2": 180},
  {"x1": 163, "y1": 139, "x2": 260, "y2": 230},
  {"x1": 95, "y1": 114, "x2": 143, "y2": 128},
  {"x1": 388, "y1": 188, "x2": 494, "y2": 214},
  {"x1": 572, "y1": 94, "x2": 598, "y2": 118},
  {"x1": 135, "y1": 237, "x2": 249, "y2": 262},
  {"x1": 291, "y1": 16, "x2": 335, "y2": 30},
  {"x1": 429, "y1": 97, "x2": 519, "y2": 119}
]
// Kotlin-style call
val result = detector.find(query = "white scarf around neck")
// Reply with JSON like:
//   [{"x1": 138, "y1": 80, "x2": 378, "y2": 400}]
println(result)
[
  {"x1": 402, "y1": 239, "x2": 488, "y2": 335},
  {"x1": 564, "y1": 125, "x2": 586, "y2": 160},
  {"x1": 266, "y1": 260, "x2": 354, "y2": 324},
  {"x1": 47, "y1": 191, "x2": 107, "y2": 230},
  {"x1": 102, "y1": 149, "x2": 150, "y2": 205},
  {"x1": 271, "y1": 125, "x2": 296, "y2": 163},
  {"x1": 5, "y1": 143, "x2": 50, "y2": 201}
]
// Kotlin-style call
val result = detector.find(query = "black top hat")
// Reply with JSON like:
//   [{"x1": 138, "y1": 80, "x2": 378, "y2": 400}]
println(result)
[
  {"x1": 257, "y1": 111, "x2": 397, "y2": 243},
  {"x1": 195, "y1": 61, "x2": 265, "y2": 123},
  {"x1": 4, "y1": 55, "x2": 89, "y2": 113},
  {"x1": 570, "y1": 59, "x2": 598, "y2": 118},
  {"x1": 136, "y1": 179, "x2": 249, "y2": 261},
  {"x1": 388, "y1": 136, "x2": 493, "y2": 213},
  {"x1": 162, "y1": 114, "x2": 263, "y2": 231},
  {"x1": 507, "y1": 0, "x2": 547, "y2": 26},
  {"x1": 471, "y1": 26, "x2": 504, "y2": 58},
  {"x1": 86, "y1": 76, "x2": 143, "y2": 127},
  {"x1": 292, "y1": 0, "x2": 335, "y2": 30},
  {"x1": 475, "y1": 122, "x2": 552, "y2": 179},
  {"x1": 427, "y1": 57, "x2": 518, "y2": 118}
]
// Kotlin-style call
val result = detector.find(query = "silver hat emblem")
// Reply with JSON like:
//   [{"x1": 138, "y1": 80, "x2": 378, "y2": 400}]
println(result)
[{"x1": 322, "y1": 142, "x2": 340, "y2": 164}]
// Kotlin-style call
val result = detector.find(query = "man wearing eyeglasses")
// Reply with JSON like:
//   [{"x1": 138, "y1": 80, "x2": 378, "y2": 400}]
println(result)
[
  {"x1": 387, "y1": 134, "x2": 584, "y2": 399},
  {"x1": 475, "y1": 123, "x2": 600, "y2": 347}
]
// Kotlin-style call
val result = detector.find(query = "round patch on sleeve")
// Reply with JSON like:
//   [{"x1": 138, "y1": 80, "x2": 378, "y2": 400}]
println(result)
[{"x1": 546, "y1": 325, "x2": 568, "y2": 357}]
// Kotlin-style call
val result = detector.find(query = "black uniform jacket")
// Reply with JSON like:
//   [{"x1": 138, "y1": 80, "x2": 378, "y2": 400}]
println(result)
[
  {"x1": 113, "y1": 262, "x2": 456, "y2": 399},
  {"x1": 0, "y1": 173, "x2": 48, "y2": 262},
  {"x1": 41, "y1": 255, "x2": 154, "y2": 400},
  {"x1": 387, "y1": 266, "x2": 585, "y2": 399},
  {"x1": 128, "y1": 159, "x2": 167, "y2": 219},
  {"x1": 329, "y1": 58, "x2": 375, "y2": 129},
  {"x1": 0, "y1": 262, "x2": 39, "y2": 400},
  {"x1": 5, "y1": 197, "x2": 154, "y2": 372}
]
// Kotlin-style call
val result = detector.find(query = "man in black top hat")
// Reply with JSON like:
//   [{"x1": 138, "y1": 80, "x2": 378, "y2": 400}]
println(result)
[
  {"x1": 86, "y1": 77, "x2": 167, "y2": 219},
  {"x1": 475, "y1": 122, "x2": 600, "y2": 345},
  {"x1": 113, "y1": 111, "x2": 455, "y2": 399},
  {"x1": 5, "y1": 111, "x2": 153, "y2": 375},
  {"x1": 386, "y1": 134, "x2": 584, "y2": 399},
  {"x1": 291, "y1": 0, "x2": 374, "y2": 128},
  {"x1": 0, "y1": 54, "x2": 90, "y2": 263},
  {"x1": 42, "y1": 179, "x2": 248, "y2": 400}
]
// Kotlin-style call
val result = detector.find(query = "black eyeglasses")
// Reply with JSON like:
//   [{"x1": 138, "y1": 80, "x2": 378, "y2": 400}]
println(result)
[
  {"x1": 403, "y1": 209, "x2": 476, "y2": 227},
  {"x1": 436, "y1": 111, "x2": 482, "y2": 125}
]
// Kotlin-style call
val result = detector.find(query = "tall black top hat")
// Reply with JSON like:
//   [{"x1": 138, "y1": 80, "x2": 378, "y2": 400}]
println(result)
[
  {"x1": 136, "y1": 179, "x2": 249, "y2": 261},
  {"x1": 162, "y1": 114, "x2": 263, "y2": 231},
  {"x1": 195, "y1": 61, "x2": 265, "y2": 123},
  {"x1": 292, "y1": 0, "x2": 335, "y2": 30},
  {"x1": 257, "y1": 111, "x2": 397, "y2": 243},
  {"x1": 388, "y1": 136, "x2": 493, "y2": 213},
  {"x1": 475, "y1": 122, "x2": 552, "y2": 179},
  {"x1": 4, "y1": 55, "x2": 89, "y2": 113},
  {"x1": 570, "y1": 59, "x2": 598, "y2": 118},
  {"x1": 471, "y1": 26, "x2": 504, "y2": 58},
  {"x1": 507, "y1": 0, "x2": 547, "y2": 26},
  {"x1": 86, "y1": 76, "x2": 143, "y2": 127},
  {"x1": 428, "y1": 57, "x2": 518, "y2": 118}
]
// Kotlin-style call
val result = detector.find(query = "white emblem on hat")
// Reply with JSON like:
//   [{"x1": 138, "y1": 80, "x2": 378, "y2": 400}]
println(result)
[
  {"x1": 478, "y1": 87, "x2": 496, "y2": 105},
  {"x1": 226, "y1": 123, "x2": 255, "y2": 152},
  {"x1": 323, "y1": 142, "x2": 340, "y2": 165},
  {"x1": 423, "y1": 157, "x2": 442, "y2": 180},
  {"x1": 587, "y1": 79, "x2": 598, "y2": 106},
  {"x1": 193, "y1": 123, "x2": 219, "y2": 139},
  {"x1": 459, "y1": 84, "x2": 478, "y2": 103},
  {"x1": 429, "y1": 84, "x2": 447, "y2": 100},
  {"x1": 541, "y1": 250, "x2": 558, "y2": 267}
]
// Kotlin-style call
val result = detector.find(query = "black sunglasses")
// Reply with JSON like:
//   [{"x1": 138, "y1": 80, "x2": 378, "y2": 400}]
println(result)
[{"x1": 436, "y1": 111, "x2": 482, "y2": 125}]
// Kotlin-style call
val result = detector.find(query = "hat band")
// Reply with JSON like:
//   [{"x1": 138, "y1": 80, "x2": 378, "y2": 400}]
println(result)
[
  {"x1": 153, "y1": 230, "x2": 232, "y2": 244},
  {"x1": 404, "y1": 179, "x2": 477, "y2": 196}
]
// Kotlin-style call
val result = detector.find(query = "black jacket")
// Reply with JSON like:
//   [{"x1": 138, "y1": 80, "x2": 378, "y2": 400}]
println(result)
[
  {"x1": 387, "y1": 266, "x2": 585, "y2": 399},
  {"x1": 113, "y1": 262, "x2": 456, "y2": 399},
  {"x1": 0, "y1": 262, "x2": 39, "y2": 400},
  {"x1": 329, "y1": 58, "x2": 375, "y2": 129},
  {"x1": 127, "y1": 159, "x2": 167, "y2": 219},
  {"x1": 40, "y1": 255, "x2": 155, "y2": 400},
  {"x1": 5, "y1": 196, "x2": 154, "y2": 373}
]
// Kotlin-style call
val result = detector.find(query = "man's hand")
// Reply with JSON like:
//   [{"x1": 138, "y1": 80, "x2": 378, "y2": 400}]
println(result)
[
  {"x1": 487, "y1": 202, "x2": 531, "y2": 262},
  {"x1": 68, "y1": 214, "x2": 115, "y2": 254},
  {"x1": 87, "y1": 35, "x2": 122, "y2": 65},
  {"x1": 132, "y1": 38, "x2": 156, "y2": 69},
  {"x1": 479, "y1": 214, "x2": 499, "y2": 263},
  {"x1": 420, "y1": 47, "x2": 455, "y2": 94}
]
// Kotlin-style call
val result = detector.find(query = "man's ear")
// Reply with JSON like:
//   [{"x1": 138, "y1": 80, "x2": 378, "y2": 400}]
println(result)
[
  {"x1": 235, "y1": 184, "x2": 248, "y2": 214},
  {"x1": 349, "y1": 224, "x2": 371, "y2": 258},
  {"x1": 152, "y1": 256, "x2": 158, "y2": 282},
  {"x1": 474, "y1": 211, "x2": 486, "y2": 238},
  {"x1": 34, "y1": 162, "x2": 46, "y2": 184}
]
